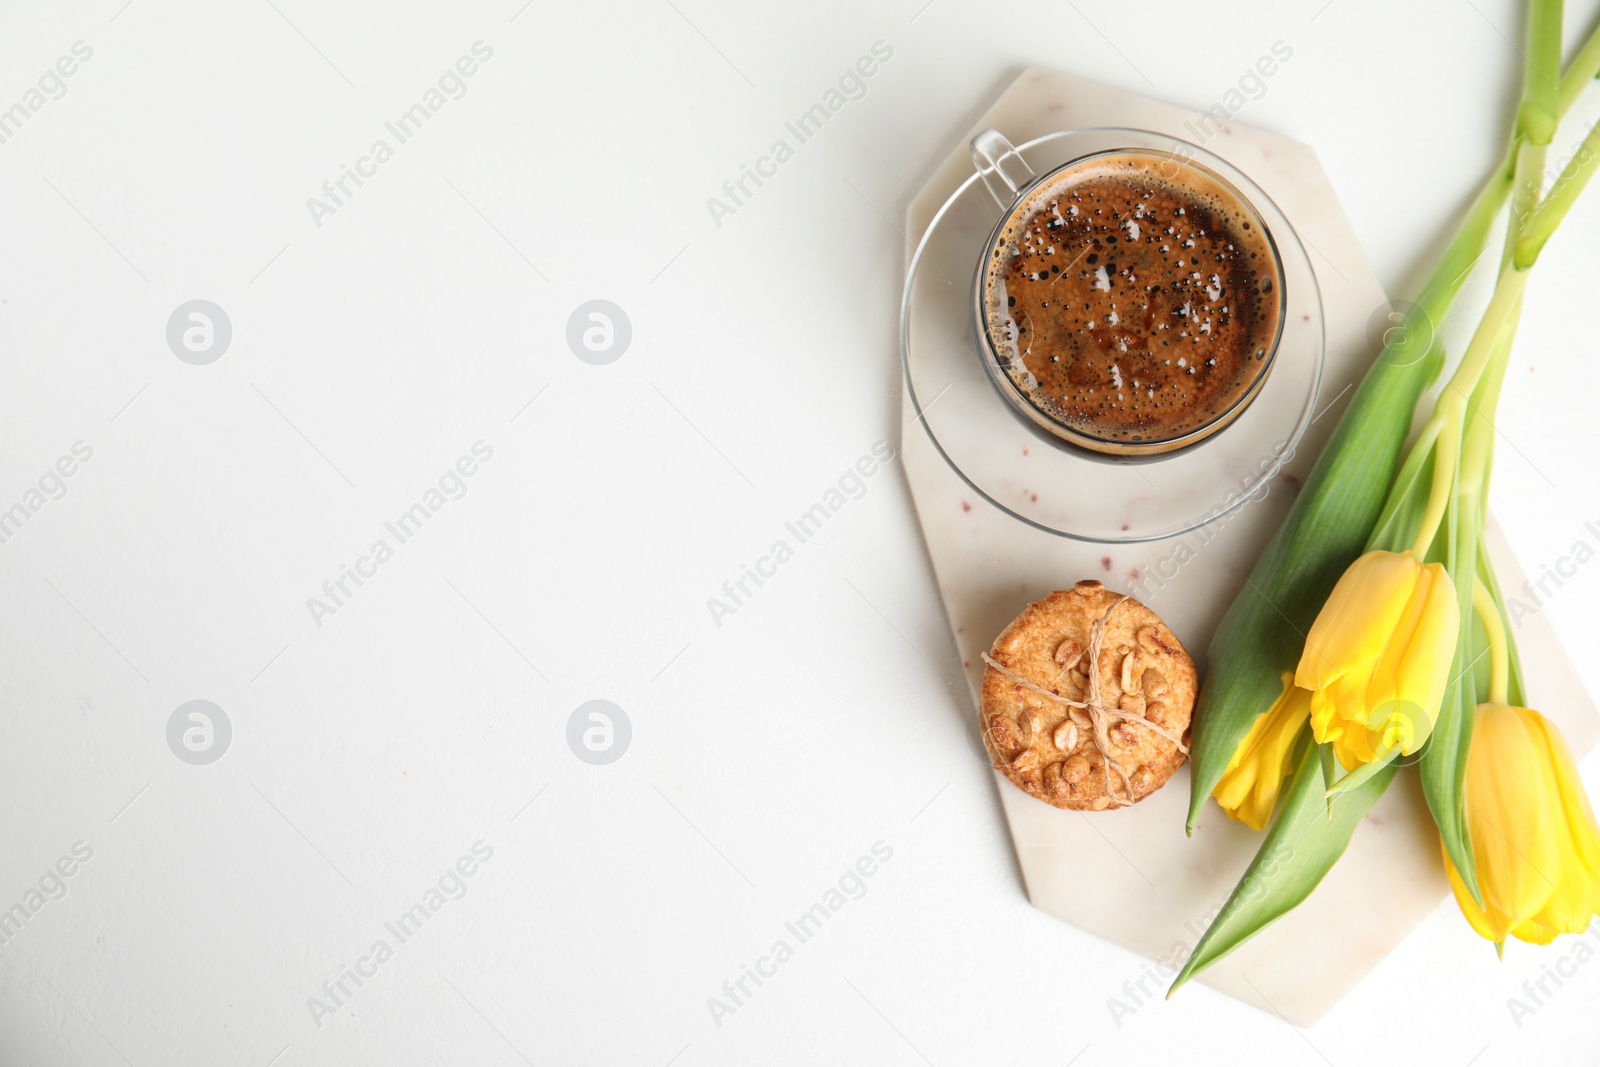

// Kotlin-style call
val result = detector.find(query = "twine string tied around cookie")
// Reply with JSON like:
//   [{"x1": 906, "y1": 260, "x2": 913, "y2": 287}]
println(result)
[{"x1": 980, "y1": 596, "x2": 1187, "y2": 806}]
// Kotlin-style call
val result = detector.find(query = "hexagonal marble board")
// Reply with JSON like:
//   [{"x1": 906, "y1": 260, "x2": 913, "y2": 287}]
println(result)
[{"x1": 898, "y1": 67, "x2": 1600, "y2": 1025}]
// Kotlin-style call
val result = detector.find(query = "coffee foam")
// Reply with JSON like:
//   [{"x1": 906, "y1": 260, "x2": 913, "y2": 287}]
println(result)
[{"x1": 982, "y1": 151, "x2": 1284, "y2": 447}]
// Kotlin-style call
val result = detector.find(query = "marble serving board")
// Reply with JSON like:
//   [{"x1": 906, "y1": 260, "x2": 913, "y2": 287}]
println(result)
[{"x1": 898, "y1": 67, "x2": 1600, "y2": 1026}]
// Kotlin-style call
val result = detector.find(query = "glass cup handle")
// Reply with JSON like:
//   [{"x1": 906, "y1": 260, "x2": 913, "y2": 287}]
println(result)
[{"x1": 970, "y1": 128, "x2": 1036, "y2": 209}]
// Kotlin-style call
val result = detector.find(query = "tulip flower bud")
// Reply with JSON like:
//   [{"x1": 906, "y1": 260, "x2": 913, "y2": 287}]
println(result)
[
  {"x1": 1294, "y1": 549, "x2": 1459, "y2": 769},
  {"x1": 1213, "y1": 674, "x2": 1311, "y2": 830},
  {"x1": 1445, "y1": 704, "x2": 1600, "y2": 946}
]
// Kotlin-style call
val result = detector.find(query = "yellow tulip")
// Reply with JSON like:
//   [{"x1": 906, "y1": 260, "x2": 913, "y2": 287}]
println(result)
[
  {"x1": 1294, "y1": 549, "x2": 1459, "y2": 769},
  {"x1": 1445, "y1": 704, "x2": 1600, "y2": 946},
  {"x1": 1213, "y1": 674, "x2": 1311, "y2": 830}
]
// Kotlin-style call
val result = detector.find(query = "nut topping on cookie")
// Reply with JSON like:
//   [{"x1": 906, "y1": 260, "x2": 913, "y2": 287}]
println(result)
[{"x1": 979, "y1": 584, "x2": 1197, "y2": 811}]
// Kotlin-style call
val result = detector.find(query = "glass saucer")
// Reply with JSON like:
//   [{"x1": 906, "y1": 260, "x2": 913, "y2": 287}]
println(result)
[{"x1": 900, "y1": 128, "x2": 1325, "y2": 543}]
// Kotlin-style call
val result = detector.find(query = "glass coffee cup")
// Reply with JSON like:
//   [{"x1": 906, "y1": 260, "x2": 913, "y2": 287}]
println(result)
[{"x1": 969, "y1": 129, "x2": 1287, "y2": 458}]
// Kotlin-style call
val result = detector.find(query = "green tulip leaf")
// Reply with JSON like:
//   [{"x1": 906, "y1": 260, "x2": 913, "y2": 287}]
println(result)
[
  {"x1": 1324, "y1": 747, "x2": 1398, "y2": 799},
  {"x1": 1169, "y1": 743, "x2": 1398, "y2": 997},
  {"x1": 1422, "y1": 495, "x2": 1483, "y2": 905}
]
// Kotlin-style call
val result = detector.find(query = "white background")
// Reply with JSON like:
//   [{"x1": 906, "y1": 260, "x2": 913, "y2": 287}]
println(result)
[{"x1": 2, "y1": 0, "x2": 1599, "y2": 1064}]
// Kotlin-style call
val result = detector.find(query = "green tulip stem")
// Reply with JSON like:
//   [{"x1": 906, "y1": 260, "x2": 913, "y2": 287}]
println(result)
[
  {"x1": 1474, "y1": 577, "x2": 1511, "y2": 706},
  {"x1": 1408, "y1": 400, "x2": 1463, "y2": 560},
  {"x1": 1517, "y1": 0, "x2": 1564, "y2": 146},
  {"x1": 1457, "y1": 293, "x2": 1524, "y2": 701},
  {"x1": 1405, "y1": 266, "x2": 1528, "y2": 560},
  {"x1": 1514, "y1": 114, "x2": 1600, "y2": 267},
  {"x1": 1504, "y1": 136, "x2": 1549, "y2": 270},
  {"x1": 1513, "y1": 4, "x2": 1600, "y2": 265},
  {"x1": 1389, "y1": 11, "x2": 1600, "y2": 562},
  {"x1": 1401, "y1": 9, "x2": 1600, "y2": 561},
  {"x1": 1558, "y1": 9, "x2": 1600, "y2": 115}
]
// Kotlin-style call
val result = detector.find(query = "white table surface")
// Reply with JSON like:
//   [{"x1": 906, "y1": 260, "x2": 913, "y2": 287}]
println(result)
[{"x1": 3, "y1": 1, "x2": 1599, "y2": 1064}]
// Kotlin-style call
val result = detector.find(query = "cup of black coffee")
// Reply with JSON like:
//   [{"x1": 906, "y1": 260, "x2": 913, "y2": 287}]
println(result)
[{"x1": 969, "y1": 129, "x2": 1287, "y2": 458}]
